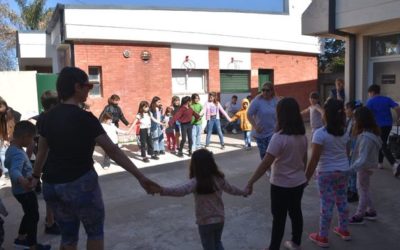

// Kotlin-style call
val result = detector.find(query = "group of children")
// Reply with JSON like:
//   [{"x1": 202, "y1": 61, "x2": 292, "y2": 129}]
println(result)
[{"x1": 99, "y1": 93, "x2": 253, "y2": 164}]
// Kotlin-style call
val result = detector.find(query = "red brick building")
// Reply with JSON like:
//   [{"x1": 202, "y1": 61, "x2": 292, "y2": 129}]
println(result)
[{"x1": 17, "y1": 3, "x2": 319, "y2": 123}]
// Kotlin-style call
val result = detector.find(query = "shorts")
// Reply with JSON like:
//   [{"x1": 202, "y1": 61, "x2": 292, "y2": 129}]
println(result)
[{"x1": 43, "y1": 170, "x2": 105, "y2": 246}]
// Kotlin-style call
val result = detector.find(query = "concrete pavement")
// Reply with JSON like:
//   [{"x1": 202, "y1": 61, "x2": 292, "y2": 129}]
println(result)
[{"x1": 1, "y1": 131, "x2": 400, "y2": 249}]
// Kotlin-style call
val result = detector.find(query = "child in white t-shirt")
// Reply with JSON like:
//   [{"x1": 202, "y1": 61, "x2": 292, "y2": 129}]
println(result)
[
  {"x1": 301, "y1": 92, "x2": 323, "y2": 139},
  {"x1": 247, "y1": 97, "x2": 308, "y2": 250},
  {"x1": 100, "y1": 112, "x2": 128, "y2": 169}
]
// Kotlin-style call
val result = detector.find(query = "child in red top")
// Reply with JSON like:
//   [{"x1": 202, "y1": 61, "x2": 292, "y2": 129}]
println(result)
[{"x1": 168, "y1": 96, "x2": 200, "y2": 157}]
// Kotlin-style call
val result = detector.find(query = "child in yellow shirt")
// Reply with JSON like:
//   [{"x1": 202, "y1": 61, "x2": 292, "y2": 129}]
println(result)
[{"x1": 230, "y1": 98, "x2": 252, "y2": 150}]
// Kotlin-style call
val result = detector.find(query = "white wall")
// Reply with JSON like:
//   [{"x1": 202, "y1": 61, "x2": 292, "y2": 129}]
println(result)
[
  {"x1": 219, "y1": 48, "x2": 251, "y2": 70},
  {"x1": 0, "y1": 71, "x2": 39, "y2": 119},
  {"x1": 171, "y1": 45, "x2": 209, "y2": 69},
  {"x1": 62, "y1": 0, "x2": 319, "y2": 54},
  {"x1": 18, "y1": 32, "x2": 49, "y2": 58}
]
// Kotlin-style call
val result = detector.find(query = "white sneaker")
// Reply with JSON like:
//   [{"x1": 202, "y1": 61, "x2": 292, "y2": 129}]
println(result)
[
  {"x1": 377, "y1": 163, "x2": 383, "y2": 169},
  {"x1": 284, "y1": 240, "x2": 301, "y2": 250},
  {"x1": 232, "y1": 129, "x2": 237, "y2": 134},
  {"x1": 393, "y1": 162, "x2": 400, "y2": 177}
]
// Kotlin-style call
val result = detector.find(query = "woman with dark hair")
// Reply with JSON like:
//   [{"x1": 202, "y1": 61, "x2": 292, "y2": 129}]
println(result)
[
  {"x1": 246, "y1": 97, "x2": 307, "y2": 250},
  {"x1": 247, "y1": 82, "x2": 279, "y2": 160},
  {"x1": 99, "y1": 94, "x2": 129, "y2": 128},
  {"x1": 0, "y1": 96, "x2": 21, "y2": 180},
  {"x1": 150, "y1": 96, "x2": 166, "y2": 156},
  {"x1": 203, "y1": 92, "x2": 231, "y2": 149},
  {"x1": 305, "y1": 99, "x2": 351, "y2": 248},
  {"x1": 32, "y1": 67, "x2": 159, "y2": 250}
]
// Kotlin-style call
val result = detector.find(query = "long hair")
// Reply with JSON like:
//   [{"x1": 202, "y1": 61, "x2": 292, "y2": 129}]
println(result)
[
  {"x1": 323, "y1": 99, "x2": 346, "y2": 136},
  {"x1": 171, "y1": 96, "x2": 180, "y2": 107},
  {"x1": 165, "y1": 106, "x2": 173, "y2": 116},
  {"x1": 150, "y1": 96, "x2": 161, "y2": 113},
  {"x1": 191, "y1": 93, "x2": 200, "y2": 102},
  {"x1": 353, "y1": 107, "x2": 380, "y2": 136},
  {"x1": 181, "y1": 96, "x2": 191, "y2": 106},
  {"x1": 208, "y1": 92, "x2": 218, "y2": 105},
  {"x1": 137, "y1": 101, "x2": 149, "y2": 118},
  {"x1": 189, "y1": 149, "x2": 225, "y2": 194},
  {"x1": 276, "y1": 97, "x2": 305, "y2": 135},
  {"x1": 0, "y1": 97, "x2": 15, "y2": 140}
]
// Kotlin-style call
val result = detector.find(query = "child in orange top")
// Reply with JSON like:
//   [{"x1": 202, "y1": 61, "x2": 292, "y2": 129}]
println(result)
[{"x1": 230, "y1": 98, "x2": 252, "y2": 149}]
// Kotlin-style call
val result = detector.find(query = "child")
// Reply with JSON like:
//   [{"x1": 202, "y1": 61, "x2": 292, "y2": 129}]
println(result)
[
  {"x1": 5, "y1": 121, "x2": 51, "y2": 250},
  {"x1": 0, "y1": 169, "x2": 8, "y2": 250},
  {"x1": 160, "y1": 149, "x2": 247, "y2": 250},
  {"x1": 246, "y1": 97, "x2": 307, "y2": 250},
  {"x1": 164, "y1": 107, "x2": 176, "y2": 153},
  {"x1": 168, "y1": 96, "x2": 200, "y2": 157},
  {"x1": 99, "y1": 94, "x2": 129, "y2": 128},
  {"x1": 230, "y1": 98, "x2": 253, "y2": 150},
  {"x1": 345, "y1": 101, "x2": 362, "y2": 203},
  {"x1": 129, "y1": 101, "x2": 157, "y2": 163},
  {"x1": 150, "y1": 97, "x2": 166, "y2": 156},
  {"x1": 171, "y1": 96, "x2": 181, "y2": 148},
  {"x1": 100, "y1": 112, "x2": 128, "y2": 169},
  {"x1": 301, "y1": 92, "x2": 323, "y2": 139},
  {"x1": 190, "y1": 93, "x2": 203, "y2": 152},
  {"x1": 305, "y1": 99, "x2": 351, "y2": 248},
  {"x1": 348, "y1": 107, "x2": 382, "y2": 224}
]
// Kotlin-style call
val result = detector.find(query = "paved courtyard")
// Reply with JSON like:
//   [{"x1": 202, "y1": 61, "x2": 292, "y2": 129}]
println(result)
[{"x1": 1, "y1": 131, "x2": 400, "y2": 249}]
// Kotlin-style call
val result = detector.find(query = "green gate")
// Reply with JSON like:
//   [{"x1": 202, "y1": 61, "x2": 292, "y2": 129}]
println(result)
[
  {"x1": 220, "y1": 70, "x2": 250, "y2": 93},
  {"x1": 258, "y1": 69, "x2": 274, "y2": 92},
  {"x1": 36, "y1": 73, "x2": 58, "y2": 112}
]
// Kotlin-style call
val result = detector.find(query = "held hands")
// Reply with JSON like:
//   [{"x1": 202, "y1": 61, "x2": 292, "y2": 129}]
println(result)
[
  {"x1": 19, "y1": 177, "x2": 35, "y2": 191},
  {"x1": 138, "y1": 176, "x2": 162, "y2": 194},
  {"x1": 244, "y1": 183, "x2": 253, "y2": 197}
]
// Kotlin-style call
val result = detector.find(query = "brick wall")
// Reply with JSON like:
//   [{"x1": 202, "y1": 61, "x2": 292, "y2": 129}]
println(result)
[
  {"x1": 251, "y1": 51, "x2": 318, "y2": 109},
  {"x1": 74, "y1": 43, "x2": 172, "y2": 126},
  {"x1": 208, "y1": 47, "x2": 220, "y2": 93}
]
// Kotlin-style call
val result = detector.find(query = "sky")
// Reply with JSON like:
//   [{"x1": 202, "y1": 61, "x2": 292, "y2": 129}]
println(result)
[{"x1": 7, "y1": 0, "x2": 285, "y2": 13}]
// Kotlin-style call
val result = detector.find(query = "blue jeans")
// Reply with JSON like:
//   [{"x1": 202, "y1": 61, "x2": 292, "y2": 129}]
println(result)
[
  {"x1": 206, "y1": 118, "x2": 224, "y2": 146},
  {"x1": 244, "y1": 131, "x2": 251, "y2": 147},
  {"x1": 255, "y1": 135, "x2": 272, "y2": 160},
  {"x1": 192, "y1": 124, "x2": 202, "y2": 151},
  {"x1": 348, "y1": 170, "x2": 357, "y2": 193},
  {"x1": 0, "y1": 144, "x2": 7, "y2": 174},
  {"x1": 198, "y1": 222, "x2": 224, "y2": 250}
]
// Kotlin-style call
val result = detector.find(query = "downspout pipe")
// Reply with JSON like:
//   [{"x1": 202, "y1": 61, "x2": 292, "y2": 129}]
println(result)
[{"x1": 328, "y1": 0, "x2": 356, "y2": 102}]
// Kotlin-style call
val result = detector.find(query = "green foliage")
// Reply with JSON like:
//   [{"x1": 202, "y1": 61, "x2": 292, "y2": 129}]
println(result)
[
  {"x1": 16, "y1": 0, "x2": 53, "y2": 30},
  {"x1": 319, "y1": 38, "x2": 345, "y2": 73}
]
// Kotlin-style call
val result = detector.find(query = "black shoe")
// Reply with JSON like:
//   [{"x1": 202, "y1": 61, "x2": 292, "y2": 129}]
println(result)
[
  {"x1": 14, "y1": 238, "x2": 29, "y2": 248},
  {"x1": 159, "y1": 150, "x2": 165, "y2": 155},
  {"x1": 221, "y1": 145, "x2": 225, "y2": 150},
  {"x1": 143, "y1": 157, "x2": 150, "y2": 163},
  {"x1": 177, "y1": 151, "x2": 184, "y2": 157},
  {"x1": 188, "y1": 151, "x2": 192, "y2": 156},
  {"x1": 45, "y1": 223, "x2": 61, "y2": 235},
  {"x1": 151, "y1": 155, "x2": 159, "y2": 160}
]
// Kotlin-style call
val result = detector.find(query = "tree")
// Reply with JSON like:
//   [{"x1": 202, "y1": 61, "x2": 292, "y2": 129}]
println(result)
[
  {"x1": 0, "y1": 0, "x2": 52, "y2": 70},
  {"x1": 16, "y1": 0, "x2": 53, "y2": 30},
  {"x1": 319, "y1": 38, "x2": 345, "y2": 73}
]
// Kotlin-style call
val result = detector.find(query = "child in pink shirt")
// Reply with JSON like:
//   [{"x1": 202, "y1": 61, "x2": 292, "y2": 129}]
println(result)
[
  {"x1": 161, "y1": 149, "x2": 247, "y2": 250},
  {"x1": 247, "y1": 97, "x2": 308, "y2": 250}
]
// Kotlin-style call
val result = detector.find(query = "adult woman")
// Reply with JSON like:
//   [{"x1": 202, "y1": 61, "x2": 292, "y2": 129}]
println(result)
[
  {"x1": 203, "y1": 92, "x2": 231, "y2": 149},
  {"x1": 32, "y1": 67, "x2": 159, "y2": 250},
  {"x1": 247, "y1": 82, "x2": 279, "y2": 160},
  {"x1": 0, "y1": 96, "x2": 20, "y2": 180}
]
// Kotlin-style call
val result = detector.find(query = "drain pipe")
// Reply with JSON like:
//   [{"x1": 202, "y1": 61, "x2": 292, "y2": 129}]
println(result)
[{"x1": 328, "y1": 0, "x2": 356, "y2": 101}]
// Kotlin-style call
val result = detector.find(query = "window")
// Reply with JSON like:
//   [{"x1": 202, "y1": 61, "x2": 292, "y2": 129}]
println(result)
[
  {"x1": 88, "y1": 66, "x2": 102, "y2": 96},
  {"x1": 172, "y1": 69, "x2": 207, "y2": 94},
  {"x1": 371, "y1": 34, "x2": 400, "y2": 57}
]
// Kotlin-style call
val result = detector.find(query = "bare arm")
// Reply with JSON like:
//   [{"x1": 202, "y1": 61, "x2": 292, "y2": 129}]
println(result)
[
  {"x1": 95, "y1": 134, "x2": 160, "y2": 193},
  {"x1": 127, "y1": 117, "x2": 139, "y2": 133},
  {"x1": 305, "y1": 143, "x2": 323, "y2": 181},
  {"x1": 300, "y1": 107, "x2": 310, "y2": 116},
  {"x1": 246, "y1": 153, "x2": 275, "y2": 194},
  {"x1": 32, "y1": 136, "x2": 49, "y2": 178},
  {"x1": 395, "y1": 106, "x2": 400, "y2": 125}
]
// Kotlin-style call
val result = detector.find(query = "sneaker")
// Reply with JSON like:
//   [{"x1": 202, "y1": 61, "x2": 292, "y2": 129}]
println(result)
[
  {"x1": 102, "y1": 166, "x2": 110, "y2": 170},
  {"x1": 143, "y1": 157, "x2": 150, "y2": 163},
  {"x1": 188, "y1": 151, "x2": 192, "y2": 156},
  {"x1": 177, "y1": 151, "x2": 184, "y2": 157},
  {"x1": 309, "y1": 233, "x2": 329, "y2": 248},
  {"x1": 14, "y1": 238, "x2": 29, "y2": 248},
  {"x1": 151, "y1": 155, "x2": 159, "y2": 160},
  {"x1": 283, "y1": 240, "x2": 301, "y2": 250},
  {"x1": 45, "y1": 223, "x2": 61, "y2": 235},
  {"x1": 393, "y1": 162, "x2": 400, "y2": 177},
  {"x1": 36, "y1": 243, "x2": 51, "y2": 250},
  {"x1": 170, "y1": 149, "x2": 176, "y2": 154},
  {"x1": 378, "y1": 163, "x2": 383, "y2": 169},
  {"x1": 349, "y1": 215, "x2": 365, "y2": 225},
  {"x1": 333, "y1": 227, "x2": 351, "y2": 240},
  {"x1": 232, "y1": 129, "x2": 237, "y2": 134},
  {"x1": 221, "y1": 145, "x2": 225, "y2": 150},
  {"x1": 347, "y1": 192, "x2": 359, "y2": 203},
  {"x1": 364, "y1": 211, "x2": 378, "y2": 221},
  {"x1": 159, "y1": 150, "x2": 165, "y2": 155}
]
